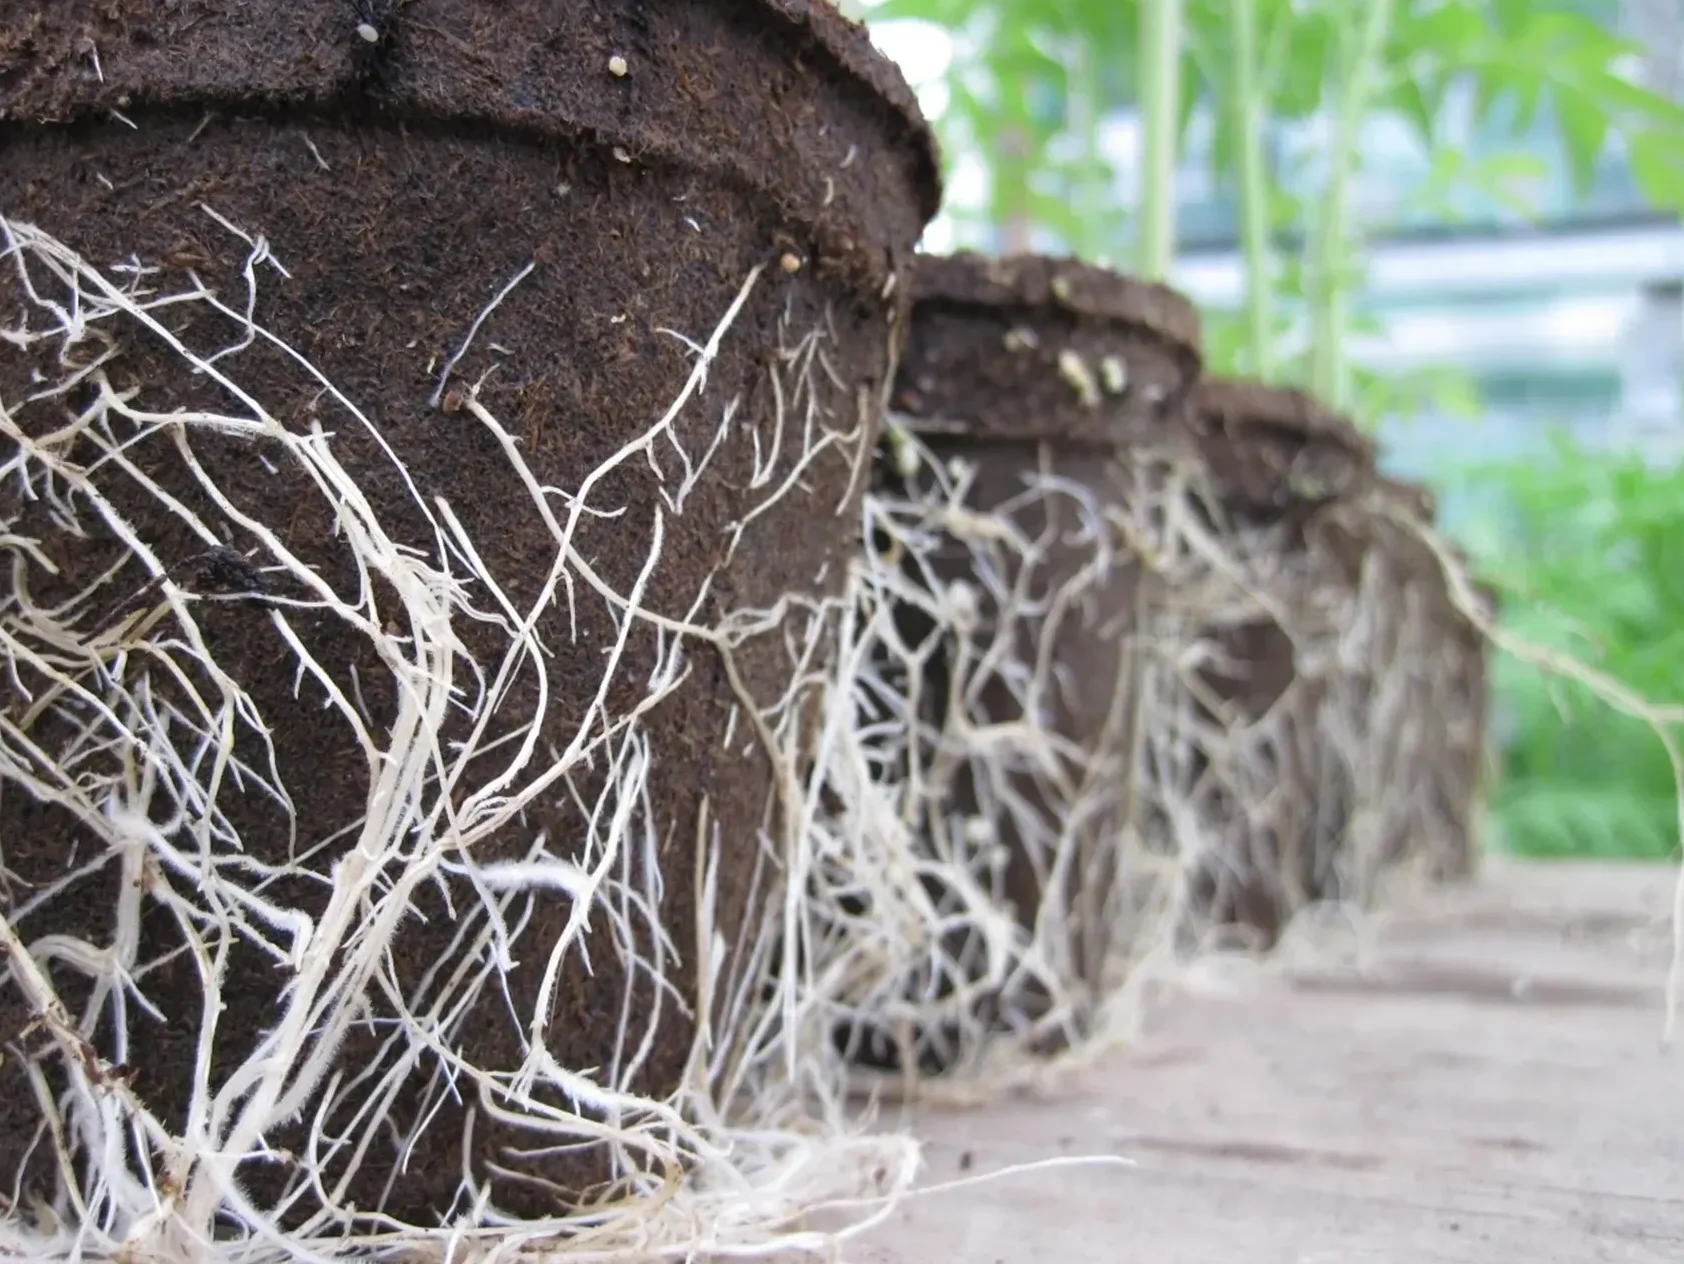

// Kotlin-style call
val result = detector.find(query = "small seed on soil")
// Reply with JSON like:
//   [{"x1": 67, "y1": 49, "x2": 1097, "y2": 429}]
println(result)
[
  {"x1": 1050, "y1": 275, "x2": 1074, "y2": 304},
  {"x1": 1057, "y1": 348, "x2": 1101, "y2": 408},
  {"x1": 1002, "y1": 326, "x2": 1039, "y2": 352},
  {"x1": 613, "y1": 147, "x2": 633, "y2": 163},
  {"x1": 1100, "y1": 354, "x2": 1128, "y2": 395},
  {"x1": 779, "y1": 252, "x2": 803, "y2": 274},
  {"x1": 355, "y1": 23, "x2": 380, "y2": 43},
  {"x1": 608, "y1": 54, "x2": 629, "y2": 77}
]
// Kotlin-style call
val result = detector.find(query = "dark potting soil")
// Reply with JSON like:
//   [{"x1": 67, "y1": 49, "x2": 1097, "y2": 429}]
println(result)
[
  {"x1": 1191, "y1": 376, "x2": 1376, "y2": 520},
  {"x1": 846, "y1": 253, "x2": 1202, "y2": 1073},
  {"x1": 0, "y1": 0, "x2": 936, "y2": 1229},
  {"x1": 896, "y1": 251, "x2": 1203, "y2": 446}
]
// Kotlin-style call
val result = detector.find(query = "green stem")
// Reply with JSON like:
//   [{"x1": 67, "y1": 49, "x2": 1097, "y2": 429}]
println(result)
[
  {"x1": 1232, "y1": 0, "x2": 1274, "y2": 382},
  {"x1": 1071, "y1": 37, "x2": 1106, "y2": 260},
  {"x1": 1137, "y1": 0, "x2": 1185, "y2": 282},
  {"x1": 1309, "y1": 0, "x2": 1394, "y2": 410}
]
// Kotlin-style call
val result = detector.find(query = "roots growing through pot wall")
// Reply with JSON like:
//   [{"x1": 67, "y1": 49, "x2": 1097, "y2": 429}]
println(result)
[
  {"x1": 0, "y1": 215, "x2": 913, "y2": 1264},
  {"x1": 796, "y1": 420, "x2": 1256, "y2": 1101},
  {"x1": 1174, "y1": 503, "x2": 1358, "y2": 945},
  {"x1": 1309, "y1": 494, "x2": 1488, "y2": 899},
  {"x1": 796, "y1": 405, "x2": 1684, "y2": 1106},
  {"x1": 1177, "y1": 482, "x2": 1684, "y2": 973},
  {"x1": 1169, "y1": 490, "x2": 1483, "y2": 949}
]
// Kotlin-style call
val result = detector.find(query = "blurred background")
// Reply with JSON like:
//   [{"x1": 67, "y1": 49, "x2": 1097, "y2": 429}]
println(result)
[{"x1": 851, "y1": 0, "x2": 1684, "y2": 861}]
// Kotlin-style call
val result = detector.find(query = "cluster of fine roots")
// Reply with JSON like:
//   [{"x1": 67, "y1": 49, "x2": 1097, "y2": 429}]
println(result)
[
  {"x1": 1181, "y1": 485, "x2": 1492, "y2": 947},
  {"x1": 0, "y1": 215, "x2": 914, "y2": 1264},
  {"x1": 6, "y1": 212, "x2": 1681, "y2": 1264},
  {"x1": 1311, "y1": 491, "x2": 1488, "y2": 900},
  {"x1": 794, "y1": 419, "x2": 1278, "y2": 1099},
  {"x1": 796, "y1": 405, "x2": 1665, "y2": 1099}
]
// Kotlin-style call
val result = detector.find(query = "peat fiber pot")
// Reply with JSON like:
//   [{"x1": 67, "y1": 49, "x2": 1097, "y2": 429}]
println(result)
[
  {"x1": 1315, "y1": 478, "x2": 1495, "y2": 888},
  {"x1": 0, "y1": 0, "x2": 937, "y2": 1238},
  {"x1": 1184, "y1": 376, "x2": 1379, "y2": 944},
  {"x1": 850, "y1": 251, "x2": 1202, "y2": 1075}
]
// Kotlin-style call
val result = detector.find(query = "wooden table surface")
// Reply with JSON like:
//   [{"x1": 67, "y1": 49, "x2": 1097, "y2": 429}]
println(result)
[{"x1": 827, "y1": 862, "x2": 1684, "y2": 1264}]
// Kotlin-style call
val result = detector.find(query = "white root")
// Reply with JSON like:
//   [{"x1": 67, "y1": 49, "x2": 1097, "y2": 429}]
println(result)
[{"x1": 0, "y1": 215, "x2": 908, "y2": 1264}]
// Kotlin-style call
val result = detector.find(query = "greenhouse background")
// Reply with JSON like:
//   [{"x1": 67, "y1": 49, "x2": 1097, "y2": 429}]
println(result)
[{"x1": 858, "y1": 0, "x2": 1684, "y2": 862}]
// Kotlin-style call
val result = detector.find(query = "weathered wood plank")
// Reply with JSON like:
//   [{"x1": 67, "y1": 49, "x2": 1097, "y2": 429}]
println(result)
[{"x1": 839, "y1": 863, "x2": 1684, "y2": 1263}]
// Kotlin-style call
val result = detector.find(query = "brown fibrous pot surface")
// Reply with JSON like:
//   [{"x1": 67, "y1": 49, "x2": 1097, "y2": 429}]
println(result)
[
  {"x1": 853, "y1": 253, "x2": 1201, "y2": 1070},
  {"x1": 1191, "y1": 376, "x2": 1377, "y2": 518},
  {"x1": 1316, "y1": 477, "x2": 1494, "y2": 883},
  {"x1": 0, "y1": 0, "x2": 936, "y2": 1227},
  {"x1": 1186, "y1": 378, "x2": 1374, "y2": 939},
  {"x1": 896, "y1": 251, "x2": 1202, "y2": 446},
  {"x1": 1189, "y1": 382, "x2": 1489, "y2": 938}
]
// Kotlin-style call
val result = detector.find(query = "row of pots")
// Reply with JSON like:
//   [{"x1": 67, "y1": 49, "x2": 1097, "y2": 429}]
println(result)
[
  {"x1": 0, "y1": 0, "x2": 1489, "y2": 1240},
  {"x1": 843, "y1": 251, "x2": 1493, "y2": 1074}
]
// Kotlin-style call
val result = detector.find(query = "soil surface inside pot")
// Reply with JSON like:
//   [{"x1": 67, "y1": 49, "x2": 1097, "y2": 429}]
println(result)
[
  {"x1": 1191, "y1": 377, "x2": 1376, "y2": 521},
  {"x1": 0, "y1": 0, "x2": 936, "y2": 1229},
  {"x1": 851, "y1": 253, "x2": 1201, "y2": 1073}
]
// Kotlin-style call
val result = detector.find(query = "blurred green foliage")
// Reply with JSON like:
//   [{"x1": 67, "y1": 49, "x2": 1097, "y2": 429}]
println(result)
[
  {"x1": 872, "y1": 0, "x2": 1684, "y2": 241},
  {"x1": 865, "y1": 0, "x2": 1684, "y2": 861},
  {"x1": 870, "y1": 0, "x2": 1684, "y2": 427},
  {"x1": 1454, "y1": 437, "x2": 1684, "y2": 860}
]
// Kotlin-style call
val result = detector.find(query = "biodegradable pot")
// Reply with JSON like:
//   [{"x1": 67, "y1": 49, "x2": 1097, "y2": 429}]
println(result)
[
  {"x1": 0, "y1": 0, "x2": 937, "y2": 1227},
  {"x1": 1449, "y1": 578, "x2": 1499, "y2": 874},
  {"x1": 1186, "y1": 377, "x2": 1378, "y2": 940},
  {"x1": 1417, "y1": 545, "x2": 1496, "y2": 882},
  {"x1": 1397, "y1": 491, "x2": 1495, "y2": 883},
  {"x1": 868, "y1": 253, "x2": 1201, "y2": 1067},
  {"x1": 1321, "y1": 478, "x2": 1494, "y2": 884}
]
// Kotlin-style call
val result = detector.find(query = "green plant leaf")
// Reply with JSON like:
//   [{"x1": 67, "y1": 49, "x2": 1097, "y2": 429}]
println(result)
[
  {"x1": 1490, "y1": 0, "x2": 1531, "y2": 36},
  {"x1": 1553, "y1": 90, "x2": 1611, "y2": 195},
  {"x1": 1273, "y1": 7, "x2": 1334, "y2": 118},
  {"x1": 869, "y1": 0, "x2": 978, "y2": 22},
  {"x1": 1384, "y1": 70, "x2": 1440, "y2": 149},
  {"x1": 1627, "y1": 128, "x2": 1684, "y2": 214}
]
